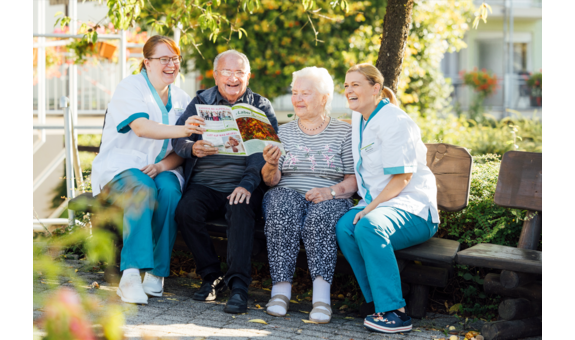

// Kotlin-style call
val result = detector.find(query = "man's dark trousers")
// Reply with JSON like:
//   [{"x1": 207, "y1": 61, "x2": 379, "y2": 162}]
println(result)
[{"x1": 175, "y1": 183, "x2": 264, "y2": 288}]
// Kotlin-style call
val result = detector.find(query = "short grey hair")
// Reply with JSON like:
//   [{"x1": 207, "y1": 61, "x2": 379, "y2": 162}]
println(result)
[
  {"x1": 213, "y1": 50, "x2": 251, "y2": 73},
  {"x1": 291, "y1": 66, "x2": 334, "y2": 115}
]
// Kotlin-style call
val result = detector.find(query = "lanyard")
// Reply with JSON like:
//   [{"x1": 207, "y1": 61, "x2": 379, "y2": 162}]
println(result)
[
  {"x1": 356, "y1": 99, "x2": 389, "y2": 204},
  {"x1": 141, "y1": 69, "x2": 172, "y2": 163}
]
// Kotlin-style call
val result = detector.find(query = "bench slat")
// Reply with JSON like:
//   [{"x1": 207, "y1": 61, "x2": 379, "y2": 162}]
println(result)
[
  {"x1": 456, "y1": 243, "x2": 542, "y2": 274},
  {"x1": 395, "y1": 237, "x2": 460, "y2": 266}
]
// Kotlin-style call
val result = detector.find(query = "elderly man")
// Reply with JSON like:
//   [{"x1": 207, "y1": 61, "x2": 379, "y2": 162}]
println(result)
[{"x1": 172, "y1": 50, "x2": 279, "y2": 314}]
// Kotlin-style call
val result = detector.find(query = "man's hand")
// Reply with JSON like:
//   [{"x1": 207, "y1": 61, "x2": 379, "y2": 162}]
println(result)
[
  {"x1": 192, "y1": 140, "x2": 219, "y2": 157},
  {"x1": 185, "y1": 116, "x2": 207, "y2": 135},
  {"x1": 263, "y1": 144, "x2": 281, "y2": 166},
  {"x1": 140, "y1": 163, "x2": 164, "y2": 179},
  {"x1": 227, "y1": 186, "x2": 251, "y2": 205},
  {"x1": 305, "y1": 187, "x2": 332, "y2": 204}
]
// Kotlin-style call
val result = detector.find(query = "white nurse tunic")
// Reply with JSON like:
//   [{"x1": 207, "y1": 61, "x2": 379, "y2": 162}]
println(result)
[
  {"x1": 91, "y1": 69, "x2": 191, "y2": 196},
  {"x1": 351, "y1": 99, "x2": 440, "y2": 224}
]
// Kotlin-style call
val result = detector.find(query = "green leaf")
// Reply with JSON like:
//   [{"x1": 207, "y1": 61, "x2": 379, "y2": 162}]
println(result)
[
  {"x1": 54, "y1": 11, "x2": 63, "y2": 17},
  {"x1": 463, "y1": 273, "x2": 473, "y2": 280}
]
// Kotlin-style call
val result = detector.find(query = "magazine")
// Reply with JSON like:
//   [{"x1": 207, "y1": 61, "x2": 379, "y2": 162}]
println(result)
[{"x1": 195, "y1": 103, "x2": 285, "y2": 156}]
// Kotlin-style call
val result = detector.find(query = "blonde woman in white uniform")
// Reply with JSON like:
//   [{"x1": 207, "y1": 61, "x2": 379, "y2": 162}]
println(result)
[
  {"x1": 335, "y1": 64, "x2": 440, "y2": 334},
  {"x1": 91, "y1": 36, "x2": 202, "y2": 304}
]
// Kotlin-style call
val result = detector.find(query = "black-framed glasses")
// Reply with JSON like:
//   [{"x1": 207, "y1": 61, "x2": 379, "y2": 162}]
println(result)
[
  {"x1": 147, "y1": 56, "x2": 182, "y2": 65},
  {"x1": 217, "y1": 69, "x2": 248, "y2": 78}
]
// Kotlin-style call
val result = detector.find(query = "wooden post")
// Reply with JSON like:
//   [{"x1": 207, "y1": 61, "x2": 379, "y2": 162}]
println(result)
[
  {"x1": 401, "y1": 282, "x2": 410, "y2": 299},
  {"x1": 482, "y1": 316, "x2": 542, "y2": 340},
  {"x1": 517, "y1": 211, "x2": 542, "y2": 250},
  {"x1": 498, "y1": 298, "x2": 541, "y2": 321},
  {"x1": 359, "y1": 301, "x2": 375, "y2": 318},
  {"x1": 484, "y1": 273, "x2": 542, "y2": 301},
  {"x1": 500, "y1": 270, "x2": 539, "y2": 289},
  {"x1": 406, "y1": 284, "x2": 429, "y2": 319},
  {"x1": 401, "y1": 264, "x2": 449, "y2": 287}
]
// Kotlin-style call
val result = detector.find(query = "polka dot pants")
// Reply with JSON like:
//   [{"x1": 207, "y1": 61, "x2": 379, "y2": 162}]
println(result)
[{"x1": 263, "y1": 187, "x2": 353, "y2": 285}]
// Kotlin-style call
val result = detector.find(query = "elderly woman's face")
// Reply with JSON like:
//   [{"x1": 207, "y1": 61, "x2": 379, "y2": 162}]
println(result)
[{"x1": 291, "y1": 77, "x2": 326, "y2": 119}]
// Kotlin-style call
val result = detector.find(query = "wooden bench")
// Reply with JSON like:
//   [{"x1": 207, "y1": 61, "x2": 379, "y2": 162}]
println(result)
[
  {"x1": 456, "y1": 151, "x2": 542, "y2": 340},
  {"x1": 69, "y1": 142, "x2": 473, "y2": 318}
]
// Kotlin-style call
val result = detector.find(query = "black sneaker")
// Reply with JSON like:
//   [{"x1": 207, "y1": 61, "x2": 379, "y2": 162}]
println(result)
[{"x1": 192, "y1": 276, "x2": 226, "y2": 301}]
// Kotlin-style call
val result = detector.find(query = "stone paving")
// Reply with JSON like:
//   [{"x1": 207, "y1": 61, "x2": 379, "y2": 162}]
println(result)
[{"x1": 33, "y1": 259, "x2": 542, "y2": 340}]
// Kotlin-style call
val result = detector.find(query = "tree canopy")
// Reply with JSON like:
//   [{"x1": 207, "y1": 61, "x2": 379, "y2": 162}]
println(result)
[{"x1": 59, "y1": 0, "x2": 476, "y2": 116}]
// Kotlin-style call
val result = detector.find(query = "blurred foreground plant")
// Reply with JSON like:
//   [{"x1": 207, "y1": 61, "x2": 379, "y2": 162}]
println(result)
[{"x1": 34, "y1": 200, "x2": 127, "y2": 339}]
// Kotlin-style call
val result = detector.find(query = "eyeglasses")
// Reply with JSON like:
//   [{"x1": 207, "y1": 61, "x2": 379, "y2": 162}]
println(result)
[
  {"x1": 147, "y1": 56, "x2": 182, "y2": 65},
  {"x1": 217, "y1": 69, "x2": 247, "y2": 78}
]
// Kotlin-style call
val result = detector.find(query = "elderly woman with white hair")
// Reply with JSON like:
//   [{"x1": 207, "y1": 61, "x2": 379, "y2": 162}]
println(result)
[{"x1": 260, "y1": 67, "x2": 358, "y2": 323}]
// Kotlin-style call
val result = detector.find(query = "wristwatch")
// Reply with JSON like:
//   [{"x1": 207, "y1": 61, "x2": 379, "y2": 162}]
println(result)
[{"x1": 330, "y1": 187, "x2": 336, "y2": 200}]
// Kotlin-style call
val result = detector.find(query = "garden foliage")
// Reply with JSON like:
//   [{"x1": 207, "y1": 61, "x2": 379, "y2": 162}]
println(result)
[{"x1": 416, "y1": 113, "x2": 542, "y2": 156}]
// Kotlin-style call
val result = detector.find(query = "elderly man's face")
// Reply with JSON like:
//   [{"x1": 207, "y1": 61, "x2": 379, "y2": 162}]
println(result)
[{"x1": 214, "y1": 54, "x2": 251, "y2": 104}]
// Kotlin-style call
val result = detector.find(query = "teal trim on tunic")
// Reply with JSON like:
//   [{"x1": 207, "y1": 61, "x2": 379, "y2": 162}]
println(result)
[
  {"x1": 117, "y1": 112, "x2": 150, "y2": 134},
  {"x1": 356, "y1": 99, "x2": 389, "y2": 204},
  {"x1": 141, "y1": 69, "x2": 172, "y2": 163},
  {"x1": 383, "y1": 165, "x2": 417, "y2": 175}
]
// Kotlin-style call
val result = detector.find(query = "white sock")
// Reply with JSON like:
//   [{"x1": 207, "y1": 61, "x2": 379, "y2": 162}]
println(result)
[
  {"x1": 123, "y1": 268, "x2": 140, "y2": 276},
  {"x1": 311, "y1": 276, "x2": 331, "y2": 321},
  {"x1": 268, "y1": 281, "x2": 291, "y2": 315}
]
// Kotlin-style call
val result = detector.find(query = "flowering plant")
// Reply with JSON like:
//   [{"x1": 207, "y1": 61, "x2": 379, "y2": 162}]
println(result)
[
  {"x1": 526, "y1": 71, "x2": 542, "y2": 89},
  {"x1": 460, "y1": 68, "x2": 499, "y2": 97}
]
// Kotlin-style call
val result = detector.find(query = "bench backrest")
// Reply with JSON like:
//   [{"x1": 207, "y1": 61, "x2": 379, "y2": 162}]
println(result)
[
  {"x1": 494, "y1": 151, "x2": 542, "y2": 212},
  {"x1": 425, "y1": 143, "x2": 473, "y2": 212}
]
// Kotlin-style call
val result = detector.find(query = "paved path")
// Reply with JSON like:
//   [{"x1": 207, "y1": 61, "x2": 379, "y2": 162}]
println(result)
[{"x1": 33, "y1": 259, "x2": 542, "y2": 340}]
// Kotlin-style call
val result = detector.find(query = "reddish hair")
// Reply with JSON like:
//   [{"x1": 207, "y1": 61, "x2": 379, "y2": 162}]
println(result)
[{"x1": 139, "y1": 35, "x2": 181, "y2": 72}]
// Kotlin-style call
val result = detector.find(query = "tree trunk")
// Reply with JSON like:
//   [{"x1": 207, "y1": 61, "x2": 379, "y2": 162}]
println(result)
[{"x1": 376, "y1": 0, "x2": 415, "y2": 93}]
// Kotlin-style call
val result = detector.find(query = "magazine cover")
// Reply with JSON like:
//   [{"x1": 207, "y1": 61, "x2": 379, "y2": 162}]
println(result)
[{"x1": 195, "y1": 103, "x2": 285, "y2": 156}]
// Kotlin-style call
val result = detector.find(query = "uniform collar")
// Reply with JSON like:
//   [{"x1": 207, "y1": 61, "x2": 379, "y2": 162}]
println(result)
[
  {"x1": 197, "y1": 86, "x2": 253, "y2": 106},
  {"x1": 362, "y1": 98, "x2": 390, "y2": 125}
]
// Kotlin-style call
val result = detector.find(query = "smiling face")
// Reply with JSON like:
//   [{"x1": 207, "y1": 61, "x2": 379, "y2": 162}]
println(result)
[
  {"x1": 144, "y1": 43, "x2": 180, "y2": 87},
  {"x1": 291, "y1": 77, "x2": 327, "y2": 120},
  {"x1": 214, "y1": 54, "x2": 251, "y2": 104},
  {"x1": 344, "y1": 71, "x2": 381, "y2": 115}
]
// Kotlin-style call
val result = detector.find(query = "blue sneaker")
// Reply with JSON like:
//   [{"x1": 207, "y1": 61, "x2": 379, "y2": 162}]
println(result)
[{"x1": 364, "y1": 311, "x2": 412, "y2": 333}]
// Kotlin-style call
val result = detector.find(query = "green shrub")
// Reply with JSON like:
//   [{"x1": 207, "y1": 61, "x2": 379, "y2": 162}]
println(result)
[
  {"x1": 416, "y1": 113, "x2": 542, "y2": 156},
  {"x1": 438, "y1": 154, "x2": 526, "y2": 248}
]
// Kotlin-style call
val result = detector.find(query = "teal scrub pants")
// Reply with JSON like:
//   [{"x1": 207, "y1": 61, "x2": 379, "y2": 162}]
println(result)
[
  {"x1": 335, "y1": 206, "x2": 438, "y2": 313},
  {"x1": 105, "y1": 168, "x2": 182, "y2": 277}
]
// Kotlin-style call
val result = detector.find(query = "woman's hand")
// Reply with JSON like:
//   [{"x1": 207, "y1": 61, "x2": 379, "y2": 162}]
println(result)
[
  {"x1": 141, "y1": 163, "x2": 164, "y2": 179},
  {"x1": 353, "y1": 205, "x2": 375, "y2": 225},
  {"x1": 185, "y1": 116, "x2": 207, "y2": 135},
  {"x1": 305, "y1": 187, "x2": 333, "y2": 204},
  {"x1": 263, "y1": 144, "x2": 281, "y2": 166}
]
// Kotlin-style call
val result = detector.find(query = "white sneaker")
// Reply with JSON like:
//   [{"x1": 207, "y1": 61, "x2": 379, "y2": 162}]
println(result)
[
  {"x1": 117, "y1": 273, "x2": 148, "y2": 304},
  {"x1": 142, "y1": 272, "x2": 164, "y2": 297}
]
